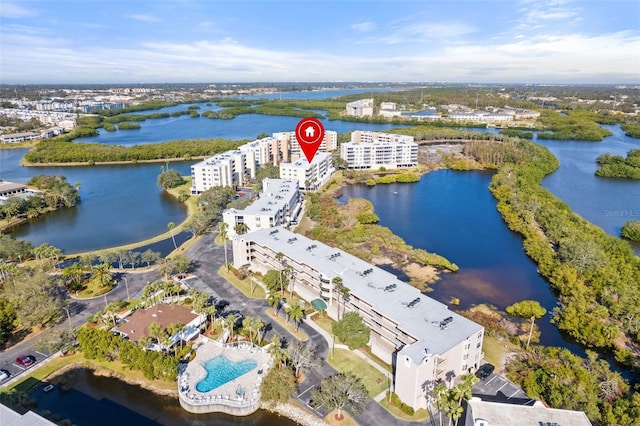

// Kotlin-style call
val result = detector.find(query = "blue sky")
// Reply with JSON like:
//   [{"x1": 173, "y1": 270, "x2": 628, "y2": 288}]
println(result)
[{"x1": 1, "y1": 0, "x2": 638, "y2": 84}]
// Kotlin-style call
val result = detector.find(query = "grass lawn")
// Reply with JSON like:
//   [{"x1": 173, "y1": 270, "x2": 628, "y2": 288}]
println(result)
[
  {"x1": 482, "y1": 333, "x2": 519, "y2": 373},
  {"x1": 358, "y1": 346, "x2": 393, "y2": 373},
  {"x1": 72, "y1": 280, "x2": 114, "y2": 299},
  {"x1": 265, "y1": 308, "x2": 308, "y2": 341},
  {"x1": 324, "y1": 409, "x2": 359, "y2": 426},
  {"x1": 327, "y1": 348, "x2": 388, "y2": 397},
  {"x1": 9, "y1": 352, "x2": 83, "y2": 393},
  {"x1": 218, "y1": 267, "x2": 266, "y2": 299},
  {"x1": 379, "y1": 398, "x2": 431, "y2": 422}
]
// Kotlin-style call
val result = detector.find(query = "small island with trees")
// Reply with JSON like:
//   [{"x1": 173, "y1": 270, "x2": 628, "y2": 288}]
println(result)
[{"x1": 595, "y1": 149, "x2": 640, "y2": 179}]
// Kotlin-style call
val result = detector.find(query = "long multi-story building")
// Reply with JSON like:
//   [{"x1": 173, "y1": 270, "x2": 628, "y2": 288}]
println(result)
[
  {"x1": 239, "y1": 136, "x2": 290, "y2": 166},
  {"x1": 222, "y1": 178, "x2": 301, "y2": 236},
  {"x1": 273, "y1": 130, "x2": 337, "y2": 161},
  {"x1": 279, "y1": 152, "x2": 334, "y2": 190},
  {"x1": 190, "y1": 150, "x2": 256, "y2": 194},
  {"x1": 232, "y1": 227, "x2": 484, "y2": 410},
  {"x1": 345, "y1": 99, "x2": 374, "y2": 117},
  {"x1": 340, "y1": 131, "x2": 418, "y2": 170}
]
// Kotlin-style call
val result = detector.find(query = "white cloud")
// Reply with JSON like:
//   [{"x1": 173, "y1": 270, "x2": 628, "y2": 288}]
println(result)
[
  {"x1": 0, "y1": 2, "x2": 39, "y2": 18},
  {"x1": 516, "y1": 0, "x2": 581, "y2": 30},
  {"x1": 126, "y1": 14, "x2": 163, "y2": 23},
  {"x1": 351, "y1": 21, "x2": 376, "y2": 32},
  {"x1": 356, "y1": 21, "x2": 476, "y2": 45}
]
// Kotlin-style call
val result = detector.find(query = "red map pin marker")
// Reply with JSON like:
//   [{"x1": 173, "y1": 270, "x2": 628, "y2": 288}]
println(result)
[{"x1": 295, "y1": 117, "x2": 325, "y2": 163}]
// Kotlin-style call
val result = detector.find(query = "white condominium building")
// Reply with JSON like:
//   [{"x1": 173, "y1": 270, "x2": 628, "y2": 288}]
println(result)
[
  {"x1": 279, "y1": 152, "x2": 334, "y2": 190},
  {"x1": 232, "y1": 227, "x2": 484, "y2": 411},
  {"x1": 190, "y1": 150, "x2": 256, "y2": 194},
  {"x1": 239, "y1": 136, "x2": 290, "y2": 166},
  {"x1": 345, "y1": 99, "x2": 374, "y2": 117},
  {"x1": 273, "y1": 130, "x2": 337, "y2": 161},
  {"x1": 222, "y1": 178, "x2": 301, "y2": 236},
  {"x1": 340, "y1": 131, "x2": 418, "y2": 170}
]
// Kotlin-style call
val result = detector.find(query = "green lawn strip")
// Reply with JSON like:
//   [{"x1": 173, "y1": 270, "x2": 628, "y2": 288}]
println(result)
[
  {"x1": 379, "y1": 398, "x2": 431, "y2": 422},
  {"x1": 218, "y1": 267, "x2": 266, "y2": 299},
  {"x1": 264, "y1": 308, "x2": 308, "y2": 342},
  {"x1": 326, "y1": 348, "x2": 388, "y2": 397},
  {"x1": 8, "y1": 353, "x2": 83, "y2": 392},
  {"x1": 358, "y1": 346, "x2": 393, "y2": 373}
]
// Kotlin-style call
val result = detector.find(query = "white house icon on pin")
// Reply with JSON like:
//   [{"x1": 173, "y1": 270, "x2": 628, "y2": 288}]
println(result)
[{"x1": 305, "y1": 126, "x2": 315, "y2": 138}]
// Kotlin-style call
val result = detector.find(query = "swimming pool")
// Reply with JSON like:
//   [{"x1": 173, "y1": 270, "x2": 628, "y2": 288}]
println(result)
[{"x1": 195, "y1": 355, "x2": 257, "y2": 393}]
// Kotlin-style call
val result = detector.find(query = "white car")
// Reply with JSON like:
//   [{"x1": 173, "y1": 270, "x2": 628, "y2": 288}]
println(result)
[{"x1": 0, "y1": 370, "x2": 10, "y2": 382}]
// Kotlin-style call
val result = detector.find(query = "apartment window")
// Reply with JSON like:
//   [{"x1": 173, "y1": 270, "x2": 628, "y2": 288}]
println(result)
[
  {"x1": 461, "y1": 364, "x2": 467, "y2": 372},
  {"x1": 464, "y1": 343, "x2": 471, "y2": 350},
  {"x1": 476, "y1": 341, "x2": 482, "y2": 349},
  {"x1": 463, "y1": 354, "x2": 469, "y2": 361}
]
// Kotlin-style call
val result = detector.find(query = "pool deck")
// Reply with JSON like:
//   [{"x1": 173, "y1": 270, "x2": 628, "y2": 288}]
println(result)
[{"x1": 178, "y1": 336, "x2": 272, "y2": 416}]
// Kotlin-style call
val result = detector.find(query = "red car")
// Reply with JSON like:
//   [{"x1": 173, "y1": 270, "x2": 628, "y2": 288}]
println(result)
[{"x1": 16, "y1": 355, "x2": 34, "y2": 367}]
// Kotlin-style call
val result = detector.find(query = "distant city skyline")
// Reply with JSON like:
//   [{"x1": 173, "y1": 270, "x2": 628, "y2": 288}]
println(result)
[{"x1": 1, "y1": 0, "x2": 638, "y2": 85}]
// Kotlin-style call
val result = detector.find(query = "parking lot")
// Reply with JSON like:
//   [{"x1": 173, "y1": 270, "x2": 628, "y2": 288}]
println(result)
[
  {"x1": 473, "y1": 372, "x2": 534, "y2": 404},
  {"x1": 0, "y1": 349, "x2": 53, "y2": 387}
]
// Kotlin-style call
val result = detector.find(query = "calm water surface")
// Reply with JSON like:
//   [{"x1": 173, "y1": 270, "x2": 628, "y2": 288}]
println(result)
[{"x1": 31, "y1": 368, "x2": 296, "y2": 426}]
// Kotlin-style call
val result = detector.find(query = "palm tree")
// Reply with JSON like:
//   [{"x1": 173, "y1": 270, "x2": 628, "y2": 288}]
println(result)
[
  {"x1": 286, "y1": 302, "x2": 304, "y2": 332},
  {"x1": 267, "y1": 292, "x2": 283, "y2": 317},
  {"x1": 284, "y1": 265, "x2": 294, "y2": 299},
  {"x1": 148, "y1": 322, "x2": 164, "y2": 346},
  {"x1": 167, "y1": 322, "x2": 185, "y2": 349},
  {"x1": 225, "y1": 314, "x2": 237, "y2": 341},
  {"x1": 433, "y1": 384, "x2": 448, "y2": 426},
  {"x1": 91, "y1": 263, "x2": 113, "y2": 288},
  {"x1": 204, "y1": 305, "x2": 217, "y2": 331},
  {"x1": 242, "y1": 316, "x2": 254, "y2": 342},
  {"x1": 275, "y1": 252, "x2": 285, "y2": 295},
  {"x1": 340, "y1": 286, "x2": 350, "y2": 319},
  {"x1": 254, "y1": 318, "x2": 265, "y2": 345},
  {"x1": 267, "y1": 335, "x2": 288, "y2": 368},
  {"x1": 218, "y1": 222, "x2": 229, "y2": 271},
  {"x1": 168, "y1": 222, "x2": 177, "y2": 250},
  {"x1": 138, "y1": 336, "x2": 153, "y2": 350},
  {"x1": 332, "y1": 276, "x2": 343, "y2": 318}
]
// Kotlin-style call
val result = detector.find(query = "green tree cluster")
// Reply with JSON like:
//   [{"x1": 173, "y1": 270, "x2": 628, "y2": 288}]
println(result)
[
  {"x1": 310, "y1": 373, "x2": 369, "y2": 420},
  {"x1": 24, "y1": 138, "x2": 243, "y2": 164},
  {"x1": 157, "y1": 169, "x2": 186, "y2": 189},
  {"x1": 537, "y1": 110, "x2": 613, "y2": 141},
  {"x1": 463, "y1": 138, "x2": 640, "y2": 364},
  {"x1": 332, "y1": 312, "x2": 370, "y2": 350},
  {"x1": 77, "y1": 327, "x2": 180, "y2": 380},
  {"x1": 595, "y1": 150, "x2": 640, "y2": 179},
  {"x1": 507, "y1": 347, "x2": 639, "y2": 425},
  {"x1": 184, "y1": 186, "x2": 236, "y2": 236},
  {"x1": 620, "y1": 220, "x2": 640, "y2": 242}
]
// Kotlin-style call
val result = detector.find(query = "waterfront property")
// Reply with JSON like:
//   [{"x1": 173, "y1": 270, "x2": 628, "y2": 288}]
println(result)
[
  {"x1": 232, "y1": 227, "x2": 484, "y2": 411},
  {"x1": 222, "y1": 178, "x2": 302, "y2": 236},
  {"x1": 178, "y1": 338, "x2": 272, "y2": 416},
  {"x1": 279, "y1": 152, "x2": 335, "y2": 190},
  {"x1": 340, "y1": 131, "x2": 418, "y2": 170},
  {"x1": 346, "y1": 98, "x2": 374, "y2": 117},
  {"x1": 115, "y1": 303, "x2": 205, "y2": 350},
  {"x1": 274, "y1": 130, "x2": 338, "y2": 161},
  {"x1": 190, "y1": 150, "x2": 256, "y2": 194},
  {"x1": 0, "y1": 180, "x2": 41, "y2": 204}
]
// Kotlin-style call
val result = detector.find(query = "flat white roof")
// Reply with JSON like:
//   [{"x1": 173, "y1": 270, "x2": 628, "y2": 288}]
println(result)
[
  {"x1": 226, "y1": 178, "x2": 298, "y2": 217},
  {"x1": 236, "y1": 226, "x2": 482, "y2": 363},
  {"x1": 282, "y1": 152, "x2": 331, "y2": 169},
  {"x1": 468, "y1": 398, "x2": 593, "y2": 426}
]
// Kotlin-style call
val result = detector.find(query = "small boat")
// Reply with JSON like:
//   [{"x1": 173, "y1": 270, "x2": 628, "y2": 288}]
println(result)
[
  {"x1": 393, "y1": 191, "x2": 398, "y2": 194},
  {"x1": 43, "y1": 384, "x2": 55, "y2": 393}
]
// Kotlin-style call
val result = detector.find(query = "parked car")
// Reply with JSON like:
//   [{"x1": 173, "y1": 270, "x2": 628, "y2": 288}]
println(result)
[
  {"x1": 476, "y1": 363, "x2": 495, "y2": 380},
  {"x1": 0, "y1": 369, "x2": 10, "y2": 382},
  {"x1": 15, "y1": 355, "x2": 35, "y2": 367}
]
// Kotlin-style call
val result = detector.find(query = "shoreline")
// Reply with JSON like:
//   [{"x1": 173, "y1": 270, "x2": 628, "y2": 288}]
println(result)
[
  {"x1": 21, "y1": 156, "x2": 209, "y2": 167},
  {"x1": 46, "y1": 360, "x2": 326, "y2": 426}
]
